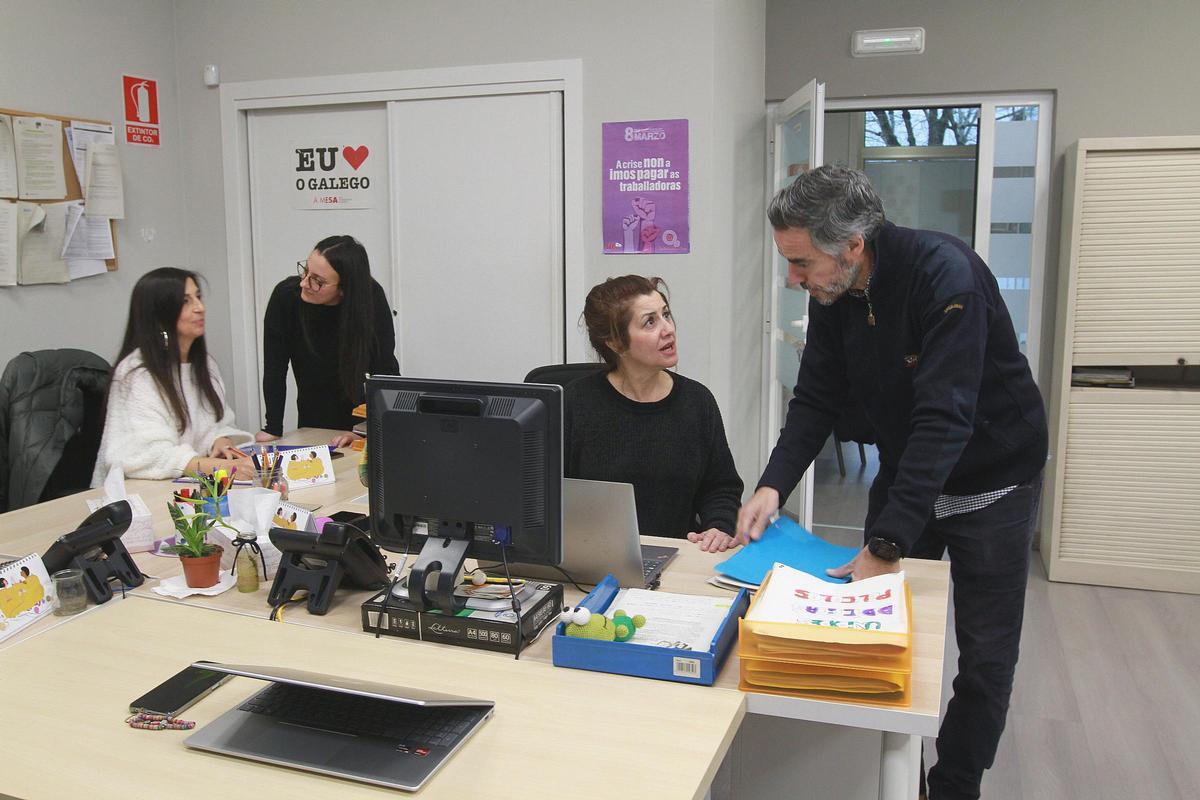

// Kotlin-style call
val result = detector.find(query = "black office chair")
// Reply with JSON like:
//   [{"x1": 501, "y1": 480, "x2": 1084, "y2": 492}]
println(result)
[
  {"x1": 523, "y1": 362, "x2": 606, "y2": 388},
  {"x1": 831, "y1": 397, "x2": 875, "y2": 478},
  {"x1": 0, "y1": 349, "x2": 111, "y2": 512}
]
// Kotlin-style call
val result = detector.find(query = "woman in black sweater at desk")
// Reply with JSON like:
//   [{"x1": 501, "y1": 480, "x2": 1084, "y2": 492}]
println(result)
[
  {"x1": 256, "y1": 235, "x2": 398, "y2": 447},
  {"x1": 564, "y1": 275, "x2": 744, "y2": 553}
]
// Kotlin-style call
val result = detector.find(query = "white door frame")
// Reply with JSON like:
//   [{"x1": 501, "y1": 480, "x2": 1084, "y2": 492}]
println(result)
[
  {"x1": 218, "y1": 60, "x2": 583, "y2": 429},
  {"x1": 761, "y1": 81, "x2": 824, "y2": 528},
  {"x1": 825, "y1": 91, "x2": 1055, "y2": 381}
]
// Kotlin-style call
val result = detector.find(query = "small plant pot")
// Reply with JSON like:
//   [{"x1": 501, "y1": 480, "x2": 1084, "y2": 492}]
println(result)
[{"x1": 179, "y1": 545, "x2": 224, "y2": 588}]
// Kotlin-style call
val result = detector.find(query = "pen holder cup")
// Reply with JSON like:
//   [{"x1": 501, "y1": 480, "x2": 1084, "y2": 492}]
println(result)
[
  {"x1": 200, "y1": 495, "x2": 230, "y2": 519},
  {"x1": 252, "y1": 471, "x2": 288, "y2": 500}
]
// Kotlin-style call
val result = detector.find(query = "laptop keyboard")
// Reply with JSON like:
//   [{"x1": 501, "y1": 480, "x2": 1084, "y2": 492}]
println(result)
[{"x1": 240, "y1": 682, "x2": 480, "y2": 748}]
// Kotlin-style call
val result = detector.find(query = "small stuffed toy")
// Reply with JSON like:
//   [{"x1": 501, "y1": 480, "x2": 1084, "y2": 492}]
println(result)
[{"x1": 560, "y1": 607, "x2": 646, "y2": 642}]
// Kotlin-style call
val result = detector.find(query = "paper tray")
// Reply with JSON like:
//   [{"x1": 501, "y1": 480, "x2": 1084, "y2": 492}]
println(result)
[{"x1": 551, "y1": 573, "x2": 749, "y2": 685}]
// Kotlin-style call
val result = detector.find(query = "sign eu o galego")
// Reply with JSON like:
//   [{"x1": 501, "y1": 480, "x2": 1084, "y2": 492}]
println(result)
[{"x1": 291, "y1": 141, "x2": 376, "y2": 210}]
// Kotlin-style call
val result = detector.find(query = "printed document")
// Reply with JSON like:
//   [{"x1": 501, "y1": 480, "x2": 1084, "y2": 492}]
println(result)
[
  {"x1": 13, "y1": 117, "x2": 66, "y2": 200},
  {"x1": 0, "y1": 114, "x2": 17, "y2": 198},
  {"x1": 67, "y1": 121, "x2": 114, "y2": 190},
  {"x1": 18, "y1": 200, "x2": 70, "y2": 284},
  {"x1": 0, "y1": 200, "x2": 17, "y2": 285},
  {"x1": 610, "y1": 587, "x2": 733, "y2": 651},
  {"x1": 62, "y1": 200, "x2": 115, "y2": 259},
  {"x1": 84, "y1": 142, "x2": 124, "y2": 218}
]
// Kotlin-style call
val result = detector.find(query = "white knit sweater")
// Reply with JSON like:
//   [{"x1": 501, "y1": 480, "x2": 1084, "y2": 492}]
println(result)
[{"x1": 91, "y1": 349, "x2": 251, "y2": 484}]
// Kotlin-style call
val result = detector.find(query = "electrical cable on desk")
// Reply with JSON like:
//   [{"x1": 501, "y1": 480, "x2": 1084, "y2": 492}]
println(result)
[
  {"x1": 375, "y1": 538, "x2": 411, "y2": 639},
  {"x1": 269, "y1": 591, "x2": 309, "y2": 622},
  {"x1": 495, "y1": 542, "x2": 522, "y2": 661}
]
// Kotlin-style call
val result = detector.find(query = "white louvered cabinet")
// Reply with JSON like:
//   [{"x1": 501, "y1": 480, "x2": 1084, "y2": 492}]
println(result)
[{"x1": 1041, "y1": 137, "x2": 1200, "y2": 594}]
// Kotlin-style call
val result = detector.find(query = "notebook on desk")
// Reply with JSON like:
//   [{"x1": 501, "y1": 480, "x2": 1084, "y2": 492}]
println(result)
[
  {"x1": 482, "y1": 478, "x2": 678, "y2": 589},
  {"x1": 184, "y1": 662, "x2": 493, "y2": 791}
]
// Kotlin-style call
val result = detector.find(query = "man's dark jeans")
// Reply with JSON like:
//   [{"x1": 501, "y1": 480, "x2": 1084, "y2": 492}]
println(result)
[{"x1": 868, "y1": 475, "x2": 1043, "y2": 800}]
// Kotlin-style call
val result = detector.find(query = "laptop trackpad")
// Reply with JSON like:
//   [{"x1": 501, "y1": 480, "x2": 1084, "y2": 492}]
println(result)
[{"x1": 225, "y1": 714, "x2": 354, "y2": 766}]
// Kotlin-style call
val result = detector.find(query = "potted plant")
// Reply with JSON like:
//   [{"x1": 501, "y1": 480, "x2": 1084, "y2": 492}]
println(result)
[{"x1": 164, "y1": 502, "x2": 224, "y2": 588}]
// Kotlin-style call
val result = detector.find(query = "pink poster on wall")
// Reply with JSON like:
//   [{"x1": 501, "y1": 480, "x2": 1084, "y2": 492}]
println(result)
[{"x1": 602, "y1": 119, "x2": 689, "y2": 254}]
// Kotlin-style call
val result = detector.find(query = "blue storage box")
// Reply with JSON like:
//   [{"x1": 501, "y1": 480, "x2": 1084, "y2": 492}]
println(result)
[{"x1": 551, "y1": 574, "x2": 749, "y2": 685}]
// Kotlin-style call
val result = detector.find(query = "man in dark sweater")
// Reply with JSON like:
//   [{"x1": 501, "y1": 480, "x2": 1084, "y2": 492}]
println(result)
[{"x1": 739, "y1": 166, "x2": 1047, "y2": 800}]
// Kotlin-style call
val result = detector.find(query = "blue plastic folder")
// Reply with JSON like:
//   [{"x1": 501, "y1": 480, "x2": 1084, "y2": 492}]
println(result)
[{"x1": 715, "y1": 517, "x2": 859, "y2": 585}]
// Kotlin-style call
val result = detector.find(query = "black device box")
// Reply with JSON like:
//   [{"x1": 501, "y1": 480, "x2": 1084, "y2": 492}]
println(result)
[{"x1": 361, "y1": 581, "x2": 563, "y2": 655}]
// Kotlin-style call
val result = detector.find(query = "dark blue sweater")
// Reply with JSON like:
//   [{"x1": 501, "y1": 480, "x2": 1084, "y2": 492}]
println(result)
[{"x1": 758, "y1": 222, "x2": 1047, "y2": 554}]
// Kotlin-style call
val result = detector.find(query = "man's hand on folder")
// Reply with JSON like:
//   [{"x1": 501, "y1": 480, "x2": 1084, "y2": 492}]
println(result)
[
  {"x1": 826, "y1": 547, "x2": 901, "y2": 583},
  {"x1": 736, "y1": 486, "x2": 780, "y2": 545}
]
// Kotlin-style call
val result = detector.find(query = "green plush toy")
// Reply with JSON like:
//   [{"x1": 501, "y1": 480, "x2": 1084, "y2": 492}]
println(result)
[{"x1": 560, "y1": 607, "x2": 646, "y2": 642}]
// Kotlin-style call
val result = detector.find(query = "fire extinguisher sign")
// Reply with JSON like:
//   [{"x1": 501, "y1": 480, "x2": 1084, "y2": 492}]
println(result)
[{"x1": 123, "y1": 75, "x2": 161, "y2": 146}]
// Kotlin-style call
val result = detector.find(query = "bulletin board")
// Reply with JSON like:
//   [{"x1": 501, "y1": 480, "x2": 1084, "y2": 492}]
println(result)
[{"x1": 0, "y1": 106, "x2": 119, "y2": 273}]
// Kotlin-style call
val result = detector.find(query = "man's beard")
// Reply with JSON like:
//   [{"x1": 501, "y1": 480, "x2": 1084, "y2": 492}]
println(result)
[{"x1": 809, "y1": 253, "x2": 861, "y2": 306}]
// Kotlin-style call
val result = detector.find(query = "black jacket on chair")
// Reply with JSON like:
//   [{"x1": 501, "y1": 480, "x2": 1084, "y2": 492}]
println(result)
[{"x1": 0, "y1": 349, "x2": 111, "y2": 512}]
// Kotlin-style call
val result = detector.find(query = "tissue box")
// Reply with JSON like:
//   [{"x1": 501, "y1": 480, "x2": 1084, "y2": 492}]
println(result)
[{"x1": 87, "y1": 494, "x2": 154, "y2": 553}]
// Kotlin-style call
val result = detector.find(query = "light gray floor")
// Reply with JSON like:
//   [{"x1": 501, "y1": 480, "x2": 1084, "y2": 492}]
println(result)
[{"x1": 810, "y1": 438, "x2": 1200, "y2": 799}]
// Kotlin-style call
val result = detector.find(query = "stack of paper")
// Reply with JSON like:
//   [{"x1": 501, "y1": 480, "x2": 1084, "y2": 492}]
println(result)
[
  {"x1": 737, "y1": 563, "x2": 912, "y2": 707},
  {"x1": 711, "y1": 516, "x2": 859, "y2": 591}
]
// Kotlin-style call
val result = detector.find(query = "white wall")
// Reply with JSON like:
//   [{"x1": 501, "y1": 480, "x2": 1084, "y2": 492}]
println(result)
[
  {"x1": 765, "y1": 0, "x2": 1200, "y2": 389},
  {"x1": 171, "y1": 0, "x2": 767, "y2": 489},
  {"x1": 0, "y1": 0, "x2": 189, "y2": 373},
  {"x1": 1, "y1": 0, "x2": 767, "y2": 491}
]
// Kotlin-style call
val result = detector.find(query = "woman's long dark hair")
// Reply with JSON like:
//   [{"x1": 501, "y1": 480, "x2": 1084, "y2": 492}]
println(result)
[
  {"x1": 115, "y1": 267, "x2": 222, "y2": 433},
  {"x1": 306, "y1": 235, "x2": 376, "y2": 403}
]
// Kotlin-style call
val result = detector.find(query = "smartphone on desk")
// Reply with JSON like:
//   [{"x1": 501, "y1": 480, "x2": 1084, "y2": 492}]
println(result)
[{"x1": 129, "y1": 665, "x2": 232, "y2": 716}]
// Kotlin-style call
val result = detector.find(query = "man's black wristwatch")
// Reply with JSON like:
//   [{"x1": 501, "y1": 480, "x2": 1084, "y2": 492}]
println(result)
[{"x1": 867, "y1": 536, "x2": 903, "y2": 563}]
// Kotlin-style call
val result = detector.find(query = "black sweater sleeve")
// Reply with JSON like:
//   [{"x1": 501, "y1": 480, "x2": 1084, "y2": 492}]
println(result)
[
  {"x1": 757, "y1": 300, "x2": 849, "y2": 503},
  {"x1": 261, "y1": 279, "x2": 295, "y2": 436},
  {"x1": 369, "y1": 281, "x2": 399, "y2": 375}
]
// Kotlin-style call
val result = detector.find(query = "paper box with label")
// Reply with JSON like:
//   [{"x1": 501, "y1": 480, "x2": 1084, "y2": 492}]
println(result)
[{"x1": 88, "y1": 466, "x2": 154, "y2": 552}]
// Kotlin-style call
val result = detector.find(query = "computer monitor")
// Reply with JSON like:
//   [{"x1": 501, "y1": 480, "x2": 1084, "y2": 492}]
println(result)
[{"x1": 365, "y1": 376, "x2": 563, "y2": 613}]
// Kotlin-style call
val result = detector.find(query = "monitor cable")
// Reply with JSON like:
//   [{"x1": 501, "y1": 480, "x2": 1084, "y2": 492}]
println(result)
[{"x1": 375, "y1": 538, "x2": 412, "y2": 639}]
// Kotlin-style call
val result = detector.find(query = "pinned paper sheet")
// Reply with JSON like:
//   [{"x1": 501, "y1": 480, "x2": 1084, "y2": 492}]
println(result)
[
  {"x1": 0, "y1": 114, "x2": 17, "y2": 199},
  {"x1": 12, "y1": 116, "x2": 66, "y2": 200},
  {"x1": 88, "y1": 466, "x2": 155, "y2": 552},
  {"x1": 83, "y1": 142, "x2": 124, "y2": 218},
  {"x1": 0, "y1": 200, "x2": 16, "y2": 286},
  {"x1": 16, "y1": 200, "x2": 69, "y2": 284}
]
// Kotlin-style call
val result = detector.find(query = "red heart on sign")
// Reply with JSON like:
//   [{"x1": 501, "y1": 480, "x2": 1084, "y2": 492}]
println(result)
[{"x1": 342, "y1": 145, "x2": 369, "y2": 170}]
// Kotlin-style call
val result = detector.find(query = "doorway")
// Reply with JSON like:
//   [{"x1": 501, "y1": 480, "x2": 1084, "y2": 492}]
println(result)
[
  {"x1": 812, "y1": 97, "x2": 1052, "y2": 541},
  {"x1": 219, "y1": 61, "x2": 585, "y2": 432}
]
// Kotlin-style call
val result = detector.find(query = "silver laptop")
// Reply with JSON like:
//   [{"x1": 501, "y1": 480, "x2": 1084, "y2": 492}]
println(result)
[
  {"x1": 184, "y1": 662, "x2": 493, "y2": 791},
  {"x1": 484, "y1": 478, "x2": 677, "y2": 588}
]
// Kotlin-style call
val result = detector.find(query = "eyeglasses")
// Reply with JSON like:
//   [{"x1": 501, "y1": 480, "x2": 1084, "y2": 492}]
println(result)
[{"x1": 296, "y1": 261, "x2": 338, "y2": 291}]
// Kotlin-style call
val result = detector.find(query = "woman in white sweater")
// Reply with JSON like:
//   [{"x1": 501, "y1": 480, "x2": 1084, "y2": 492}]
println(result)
[{"x1": 92, "y1": 268, "x2": 254, "y2": 484}]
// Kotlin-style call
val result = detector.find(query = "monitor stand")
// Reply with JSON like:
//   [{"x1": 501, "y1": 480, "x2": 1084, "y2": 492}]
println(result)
[{"x1": 404, "y1": 535, "x2": 470, "y2": 613}]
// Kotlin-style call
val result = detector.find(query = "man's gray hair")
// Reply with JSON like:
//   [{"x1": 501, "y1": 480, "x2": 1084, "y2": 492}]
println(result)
[{"x1": 767, "y1": 165, "x2": 885, "y2": 255}]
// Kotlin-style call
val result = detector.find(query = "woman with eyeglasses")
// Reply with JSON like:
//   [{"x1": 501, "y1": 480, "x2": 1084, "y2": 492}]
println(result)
[{"x1": 256, "y1": 235, "x2": 398, "y2": 447}]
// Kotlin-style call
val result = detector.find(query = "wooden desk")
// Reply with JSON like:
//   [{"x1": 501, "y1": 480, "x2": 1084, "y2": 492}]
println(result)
[
  {"x1": 0, "y1": 595, "x2": 744, "y2": 799},
  {"x1": 0, "y1": 428, "x2": 950, "y2": 799}
]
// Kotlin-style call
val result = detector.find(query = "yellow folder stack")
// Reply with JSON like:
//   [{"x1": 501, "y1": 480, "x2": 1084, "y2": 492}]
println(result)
[{"x1": 737, "y1": 563, "x2": 913, "y2": 707}]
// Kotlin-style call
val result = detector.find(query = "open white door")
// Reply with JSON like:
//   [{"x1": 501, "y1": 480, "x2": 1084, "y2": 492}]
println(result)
[{"x1": 761, "y1": 79, "x2": 824, "y2": 528}]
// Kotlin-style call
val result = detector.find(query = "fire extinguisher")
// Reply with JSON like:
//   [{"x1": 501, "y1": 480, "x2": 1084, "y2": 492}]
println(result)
[{"x1": 130, "y1": 81, "x2": 151, "y2": 123}]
